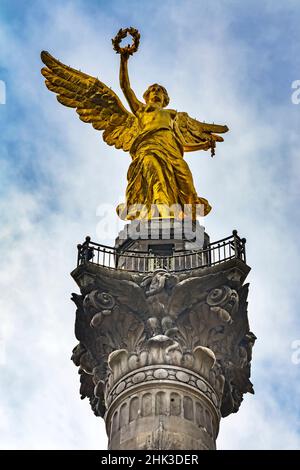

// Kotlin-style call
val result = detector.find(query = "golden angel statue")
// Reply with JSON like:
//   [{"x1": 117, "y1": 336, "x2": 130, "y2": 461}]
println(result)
[{"x1": 41, "y1": 27, "x2": 228, "y2": 220}]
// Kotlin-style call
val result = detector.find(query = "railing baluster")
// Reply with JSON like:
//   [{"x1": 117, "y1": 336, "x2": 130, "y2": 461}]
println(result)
[
  {"x1": 232, "y1": 230, "x2": 238, "y2": 258},
  {"x1": 241, "y1": 237, "x2": 246, "y2": 262},
  {"x1": 76, "y1": 233, "x2": 246, "y2": 273}
]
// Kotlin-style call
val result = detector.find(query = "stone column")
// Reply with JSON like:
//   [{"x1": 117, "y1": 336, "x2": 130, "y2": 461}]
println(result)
[{"x1": 71, "y1": 231, "x2": 255, "y2": 450}]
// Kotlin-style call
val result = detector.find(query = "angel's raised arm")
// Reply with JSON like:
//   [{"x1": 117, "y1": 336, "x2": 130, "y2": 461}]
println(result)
[{"x1": 120, "y1": 54, "x2": 143, "y2": 114}]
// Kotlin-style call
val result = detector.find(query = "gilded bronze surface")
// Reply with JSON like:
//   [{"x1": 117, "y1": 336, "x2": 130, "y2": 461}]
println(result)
[{"x1": 41, "y1": 28, "x2": 228, "y2": 220}]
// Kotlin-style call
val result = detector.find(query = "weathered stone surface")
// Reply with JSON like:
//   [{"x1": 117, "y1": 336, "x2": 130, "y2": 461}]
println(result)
[{"x1": 71, "y1": 255, "x2": 255, "y2": 449}]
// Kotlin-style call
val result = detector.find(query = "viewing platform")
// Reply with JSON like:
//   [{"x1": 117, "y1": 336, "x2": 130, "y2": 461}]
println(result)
[{"x1": 76, "y1": 230, "x2": 246, "y2": 273}]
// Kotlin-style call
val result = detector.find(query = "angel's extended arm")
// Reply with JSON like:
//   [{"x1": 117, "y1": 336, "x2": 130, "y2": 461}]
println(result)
[
  {"x1": 183, "y1": 141, "x2": 212, "y2": 153},
  {"x1": 174, "y1": 112, "x2": 228, "y2": 155},
  {"x1": 120, "y1": 55, "x2": 143, "y2": 114}
]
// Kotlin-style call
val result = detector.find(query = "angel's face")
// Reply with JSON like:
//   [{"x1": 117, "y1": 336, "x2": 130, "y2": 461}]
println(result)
[{"x1": 145, "y1": 85, "x2": 165, "y2": 107}]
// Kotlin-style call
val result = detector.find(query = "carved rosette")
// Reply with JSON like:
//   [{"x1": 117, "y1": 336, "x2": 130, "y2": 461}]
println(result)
[{"x1": 71, "y1": 258, "x2": 255, "y2": 449}]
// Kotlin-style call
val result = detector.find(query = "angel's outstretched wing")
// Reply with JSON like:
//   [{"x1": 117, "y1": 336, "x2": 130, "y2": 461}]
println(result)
[
  {"x1": 41, "y1": 51, "x2": 138, "y2": 152},
  {"x1": 174, "y1": 112, "x2": 228, "y2": 152}
]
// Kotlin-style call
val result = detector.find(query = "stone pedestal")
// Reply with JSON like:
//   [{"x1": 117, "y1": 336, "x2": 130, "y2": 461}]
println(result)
[
  {"x1": 71, "y1": 224, "x2": 255, "y2": 450},
  {"x1": 115, "y1": 218, "x2": 209, "y2": 253},
  {"x1": 115, "y1": 219, "x2": 210, "y2": 272}
]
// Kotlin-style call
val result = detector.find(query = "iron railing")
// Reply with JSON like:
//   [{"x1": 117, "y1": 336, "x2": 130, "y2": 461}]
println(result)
[{"x1": 76, "y1": 230, "x2": 246, "y2": 273}]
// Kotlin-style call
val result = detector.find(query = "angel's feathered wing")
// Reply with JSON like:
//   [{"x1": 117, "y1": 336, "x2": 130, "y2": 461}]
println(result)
[
  {"x1": 41, "y1": 51, "x2": 138, "y2": 152},
  {"x1": 174, "y1": 112, "x2": 228, "y2": 151}
]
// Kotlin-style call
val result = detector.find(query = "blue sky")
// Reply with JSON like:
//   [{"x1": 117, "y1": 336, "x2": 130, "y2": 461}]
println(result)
[{"x1": 0, "y1": 0, "x2": 300, "y2": 449}]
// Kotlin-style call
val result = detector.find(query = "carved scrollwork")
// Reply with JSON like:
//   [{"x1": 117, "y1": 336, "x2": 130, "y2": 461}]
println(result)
[
  {"x1": 83, "y1": 289, "x2": 115, "y2": 312},
  {"x1": 207, "y1": 286, "x2": 230, "y2": 306},
  {"x1": 71, "y1": 264, "x2": 254, "y2": 420},
  {"x1": 82, "y1": 290, "x2": 116, "y2": 329}
]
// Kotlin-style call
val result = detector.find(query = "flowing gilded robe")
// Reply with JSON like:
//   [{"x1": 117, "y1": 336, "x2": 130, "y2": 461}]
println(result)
[{"x1": 117, "y1": 126, "x2": 211, "y2": 220}]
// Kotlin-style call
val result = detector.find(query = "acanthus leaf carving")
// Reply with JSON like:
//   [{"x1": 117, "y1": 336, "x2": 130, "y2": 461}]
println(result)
[{"x1": 71, "y1": 265, "x2": 254, "y2": 419}]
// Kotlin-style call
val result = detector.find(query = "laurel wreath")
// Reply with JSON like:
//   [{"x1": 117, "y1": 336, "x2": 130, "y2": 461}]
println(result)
[{"x1": 112, "y1": 27, "x2": 140, "y2": 56}]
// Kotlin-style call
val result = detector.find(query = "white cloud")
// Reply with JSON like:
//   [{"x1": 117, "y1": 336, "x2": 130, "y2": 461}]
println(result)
[{"x1": 0, "y1": 0, "x2": 299, "y2": 450}]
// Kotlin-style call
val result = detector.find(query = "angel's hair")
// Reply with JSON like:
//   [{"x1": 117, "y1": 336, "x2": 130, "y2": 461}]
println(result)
[{"x1": 143, "y1": 84, "x2": 170, "y2": 107}]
